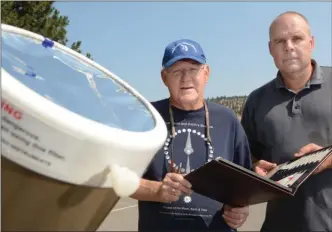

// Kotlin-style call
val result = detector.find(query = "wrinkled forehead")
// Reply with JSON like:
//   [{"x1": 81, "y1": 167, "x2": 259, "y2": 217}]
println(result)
[{"x1": 270, "y1": 15, "x2": 310, "y2": 39}]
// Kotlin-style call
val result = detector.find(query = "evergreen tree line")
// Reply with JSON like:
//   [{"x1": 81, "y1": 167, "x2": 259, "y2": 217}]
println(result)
[
  {"x1": 1, "y1": 1, "x2": 93, "y2": 59},
  {"x1": 206, "y1": 95, "x2": 248, "y2": 117}
]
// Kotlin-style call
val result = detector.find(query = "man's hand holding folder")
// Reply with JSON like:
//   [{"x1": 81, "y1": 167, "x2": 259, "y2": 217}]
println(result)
[
  {"x1": 157, "y1": 172, "x2": 192, "y2": 203},
  {"x1": 253, "y1": 160, "x2": 277, "y2": 176},
  {"x1": 162, "y1": 160, "x2": 250, "y2": 229},
  {"x1": 222, "y1": 205, "x2": 249, "y2": 229},
  {"x1": 294, "y1": 143, "x2": 332, "y2": 174},
  {"x1": 254, "y1": 143, "x2": 330, "y2": 177}
]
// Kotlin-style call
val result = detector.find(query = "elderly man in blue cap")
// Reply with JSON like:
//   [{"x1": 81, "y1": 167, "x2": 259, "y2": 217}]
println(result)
[{"x1": 130, "y1": 39, "x2": 252, "y2": 232}]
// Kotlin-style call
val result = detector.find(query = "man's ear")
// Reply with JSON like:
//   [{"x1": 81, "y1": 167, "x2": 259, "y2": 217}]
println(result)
[
  {"x1": 309, "y1": 35, "x2": 315, "y2": 52},
  {"x1": 268, "y1": 41, "x2": 272, "y2": 56},
  {"x1": 204, "y1": 64, "x2": 210, "y2": 83},
  {"x1": 161, "y1": 69, "x2": 168, "y2": 87}
]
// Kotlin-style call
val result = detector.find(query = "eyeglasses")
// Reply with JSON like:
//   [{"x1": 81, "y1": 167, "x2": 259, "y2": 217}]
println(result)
[{"x1": 166, "y1": 65, "x2": 205, "y2": 79}]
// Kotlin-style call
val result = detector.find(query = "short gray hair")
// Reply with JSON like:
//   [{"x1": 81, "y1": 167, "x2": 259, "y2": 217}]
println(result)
[{"x1": 269, "y1": 11, "x2": 312, "y2": 39}]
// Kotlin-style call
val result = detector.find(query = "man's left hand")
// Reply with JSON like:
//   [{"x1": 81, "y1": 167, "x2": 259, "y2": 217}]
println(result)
[
  {"x1": 294, "y1": 143, "x2": 332, "y2": 174},
  {"x1": 222, "y1": 204, "x2": 249, "y2": 229}
]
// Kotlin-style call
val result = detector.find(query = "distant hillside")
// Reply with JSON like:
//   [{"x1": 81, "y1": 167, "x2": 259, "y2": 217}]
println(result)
[{"x1": 206, "y1": 95, "x2": 248, "y2": 118}]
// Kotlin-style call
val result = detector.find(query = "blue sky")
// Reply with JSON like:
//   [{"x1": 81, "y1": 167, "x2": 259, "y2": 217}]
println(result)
[{"x1": 54, "y1": 2, "x2": 331, "y2": 101}]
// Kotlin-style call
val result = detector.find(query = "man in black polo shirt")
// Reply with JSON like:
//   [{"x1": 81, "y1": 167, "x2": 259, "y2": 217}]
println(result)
[{"x1": 241, "y1": 11, "x2": 332, "y2": 232}]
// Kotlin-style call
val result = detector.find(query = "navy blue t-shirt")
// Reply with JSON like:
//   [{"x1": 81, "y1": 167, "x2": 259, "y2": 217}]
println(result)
[{"x1": 138, "y1": 98, "x2": 252, "y2": 232}]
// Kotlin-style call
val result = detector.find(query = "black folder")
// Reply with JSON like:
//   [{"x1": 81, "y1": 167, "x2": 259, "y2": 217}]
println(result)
[{"x1": 184, "y1": 145, "x2": 332, "y2": 207}]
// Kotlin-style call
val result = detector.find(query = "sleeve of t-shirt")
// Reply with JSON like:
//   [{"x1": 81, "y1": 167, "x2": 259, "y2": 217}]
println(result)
[
  {"x1": 141, "y1": 100, "x2": 164, "y2": 180},
  {"x1": 141, "y1": 160, "x2": 154, "y2": 179},
  {"x1": 240, "y1": 95, "x2": 264, "y2": 161},
  {"x1": 233, "y1": 116, "x2": 252, "y2": 170}
]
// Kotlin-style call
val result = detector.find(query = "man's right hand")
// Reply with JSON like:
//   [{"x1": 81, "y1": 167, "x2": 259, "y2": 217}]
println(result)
[
  {"x1": 253, "y1": 160, "x2": 277, "y2": 176},
  {"x1": 157, "y1": 173, "x2": 192, "y2": 203}
]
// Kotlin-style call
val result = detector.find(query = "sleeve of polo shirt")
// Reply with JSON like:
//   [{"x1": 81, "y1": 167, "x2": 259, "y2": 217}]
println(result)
[{"x1": 241, "y1": 95, "x2": 264, "y2": 161}]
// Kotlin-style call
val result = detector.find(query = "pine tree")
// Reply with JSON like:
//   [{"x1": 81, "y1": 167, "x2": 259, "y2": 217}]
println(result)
[{"x1": 1, "y1": 1, "x2": 93, "y2": 60}]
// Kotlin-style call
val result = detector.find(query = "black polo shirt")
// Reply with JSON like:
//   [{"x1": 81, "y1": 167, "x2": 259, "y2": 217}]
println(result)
[{"x1": 241, "y1": 60, "x2": 332, "y2": 232}]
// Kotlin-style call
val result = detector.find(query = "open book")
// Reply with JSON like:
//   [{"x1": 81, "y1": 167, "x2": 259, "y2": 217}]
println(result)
[{"x1": 184, "y1": 145, "x2": 332, "y2": 207}]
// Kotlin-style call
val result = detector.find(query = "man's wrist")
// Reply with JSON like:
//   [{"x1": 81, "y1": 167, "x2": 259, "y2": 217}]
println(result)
[
  {"x1": 147, "y1": 179, "x2": 163, "y2": 202},
  {"x1": 328, "y1": 158, "x2": 332, "y2": 169},
  {"x1": 130, "y1": 179, "x2": 163, "y2": 202}
]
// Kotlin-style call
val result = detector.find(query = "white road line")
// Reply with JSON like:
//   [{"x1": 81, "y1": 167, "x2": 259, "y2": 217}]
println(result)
[{"x1": 111, "y1": 204, "x2": 138, "y2": 212}]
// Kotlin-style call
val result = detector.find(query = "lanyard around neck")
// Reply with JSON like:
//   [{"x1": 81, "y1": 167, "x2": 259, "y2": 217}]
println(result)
[{"x1": 168, "y1": 100, "x2": 212, "y2": 145}]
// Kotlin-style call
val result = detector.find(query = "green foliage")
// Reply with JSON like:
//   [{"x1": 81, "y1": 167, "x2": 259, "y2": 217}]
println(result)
[
  {"x1": 86, "y1": 53, "x2": 92, "y2": 59},
  {"x1": 207, "y1": 95, "x2": 248, "y2": 118},
  {"x1": 70, "y1": 41, "x2": 82, "y2": 53},
  {"x1": 1, "y1": 1, "x2": 93, "y2": 60}
]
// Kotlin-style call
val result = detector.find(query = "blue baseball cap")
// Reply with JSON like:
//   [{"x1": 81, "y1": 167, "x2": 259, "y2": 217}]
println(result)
[{"x1": 162, "y1": 39, "x2": 206, "y2": 69}]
